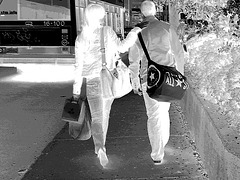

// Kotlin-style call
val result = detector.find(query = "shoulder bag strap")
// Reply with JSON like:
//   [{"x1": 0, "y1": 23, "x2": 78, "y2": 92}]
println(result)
[
  {"x1": 137, "y1": 32, "x2": 151, "y2": 62},
  {"x1": 100, "y1": 27, "x2": 107, "y2": 68}
]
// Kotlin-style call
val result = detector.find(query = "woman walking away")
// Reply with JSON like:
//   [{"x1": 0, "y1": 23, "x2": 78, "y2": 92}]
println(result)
[{"x1": 72, "y1": 4, "x2": 141, "y2": 168}]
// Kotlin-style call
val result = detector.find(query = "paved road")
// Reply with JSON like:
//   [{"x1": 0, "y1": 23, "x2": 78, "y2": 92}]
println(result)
[{"x1": 0, "y1": 64, "x2": 74, "y2": 180}]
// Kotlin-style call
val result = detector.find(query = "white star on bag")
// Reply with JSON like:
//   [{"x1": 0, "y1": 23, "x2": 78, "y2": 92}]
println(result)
[
  {"x1": 150, "y1": 72, "x2": 155, "y2": 81},
  {"x1": 175, "y1": 79, "x2": 182, "y2": 87}
]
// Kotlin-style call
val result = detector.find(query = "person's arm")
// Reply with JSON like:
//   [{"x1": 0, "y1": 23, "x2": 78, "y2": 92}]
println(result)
[
  {"x1": 128, "y1": 42, "x2": 142, "y2": 95},
  {"x1": 109, "y1": 27, "x2": 141, "y2": 53},
  {"x1": 72, "y1": 35, "x2": 85, "y2": 99}
]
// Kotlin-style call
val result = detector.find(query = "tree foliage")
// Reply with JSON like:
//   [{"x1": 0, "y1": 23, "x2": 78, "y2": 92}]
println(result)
[
  {"x1": 224, "y1": 0, "x2": 240, "y2": 17},
  {"x1": 150, "y1": 0, "x2": 240, "y2": 40}
]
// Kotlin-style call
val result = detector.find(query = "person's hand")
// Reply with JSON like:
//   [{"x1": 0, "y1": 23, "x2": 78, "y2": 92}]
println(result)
[
  {"x1": 131, "y1": 78, "x2": 142, "y2": 96},
  {"x1": 72, "y1": 94, "x2": 80, "y2": 101},
  {"x1": 133, "y1": 88, "x2": 142, "y2": 96},
  {"x1": 135, "y1": 21, "x2": 149, "y2": 29},
  {"x1": 130, "y1": 27, "x2": 142, "y2": 34}
]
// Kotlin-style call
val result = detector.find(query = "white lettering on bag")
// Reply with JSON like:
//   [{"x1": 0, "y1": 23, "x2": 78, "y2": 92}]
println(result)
[
  {"x1": 165, "y1": 72, "x2": 175, "y2": 87},
  {"x1": 182, "y1": 79, "x2": 189, "y2": 90},
  {"x1": 165, "y1": 72, "x2": 189, "y2": 89}
]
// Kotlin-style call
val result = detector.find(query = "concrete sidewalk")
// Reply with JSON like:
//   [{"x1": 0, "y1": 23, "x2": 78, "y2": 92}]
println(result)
[{"x1": 21, "y1": 92, "x2": 209, "y2": 180}]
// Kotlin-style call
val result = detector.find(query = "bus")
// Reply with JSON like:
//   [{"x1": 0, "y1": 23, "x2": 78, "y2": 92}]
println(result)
[{"x1": 0, "y1": 0, "x2": 124, "y2": 61}]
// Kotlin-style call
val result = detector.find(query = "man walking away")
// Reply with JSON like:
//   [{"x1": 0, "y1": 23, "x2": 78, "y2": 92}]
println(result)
[{"x1": 128, "y1": 0, "x2": 184, "y2": 165}]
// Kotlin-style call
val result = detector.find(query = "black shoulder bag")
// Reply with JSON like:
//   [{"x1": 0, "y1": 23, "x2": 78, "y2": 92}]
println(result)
[{"x1": 138, "y1": 32, "x2": 189, "y2": 102}]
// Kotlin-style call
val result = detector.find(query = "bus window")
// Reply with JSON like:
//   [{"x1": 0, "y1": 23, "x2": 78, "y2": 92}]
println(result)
[
  {"x1": 0, "y1": 0, "x2": 18, "y2": 21},
  {"x1": 18, "y1": 0, "x2": 71, "y2": 20},
  {"x1": 0, "y1": 0, "x2": 77, "y2": 56}
]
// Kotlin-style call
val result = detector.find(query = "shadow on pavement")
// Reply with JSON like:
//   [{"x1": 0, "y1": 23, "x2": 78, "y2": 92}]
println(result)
[{"x1": 0, "y1": 66, "x2": 18, "y2": 78}]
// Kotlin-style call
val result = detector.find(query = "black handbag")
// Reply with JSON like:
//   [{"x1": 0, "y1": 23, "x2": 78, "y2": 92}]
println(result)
[
  {"x1": 61, "y1": 78, "x2": 87, "y2": 122},
  {"x1": 138, "y1": 33, "x2": 189, "y2": 102},
  {"x1": 61, "y1": 98, "x2": 81, "y2": 122}
]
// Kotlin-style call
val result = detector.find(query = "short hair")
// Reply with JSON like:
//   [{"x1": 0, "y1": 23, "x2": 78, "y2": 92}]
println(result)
[
  {"x1": 84, "y1": 4, "x2": 105, "y2": 26},
  {"x1": 141, "y1": 1, "x2": 156, "y2": 17}
]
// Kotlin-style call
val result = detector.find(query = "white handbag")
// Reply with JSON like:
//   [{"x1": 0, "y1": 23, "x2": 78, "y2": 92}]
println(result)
[
  {"x1": 100, "y1": 27, "x2": 132, "y2": 99},
  {"x1": 112, "y1": 59, "x2": 132, "y2": 98}
]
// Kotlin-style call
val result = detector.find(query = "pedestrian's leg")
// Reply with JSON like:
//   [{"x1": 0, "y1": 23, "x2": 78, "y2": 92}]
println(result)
[
  {"x1": 86, "y1": 79, "x2": 105, "y2": 159},
  {"x1": 97, "y1": 97, "x2": 114, "y2": 167},
  {"x1": 86, "y1": 77, "x2": 114, "y2": 167},
  {"x1": 102, "y1": 97, "x2": 114, "y2": 145},
  {"x1": 88, "y1": 97, "x2": 109, "y2": 167},
  {"x1": 88, "y1": 96, "x2": 104, "y2": 154},
  {"x1": 143, "y1": 91, "x2": 171, "y2": 163}
]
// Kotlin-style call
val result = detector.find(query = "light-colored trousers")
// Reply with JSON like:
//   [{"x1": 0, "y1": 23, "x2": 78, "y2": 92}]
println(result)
[
  {"x1": 142, "y1": 83, "x2": 171, "y2": 161},
  {"x1": 86, "y1": 77, "x2": 114, "y2": 154}
]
